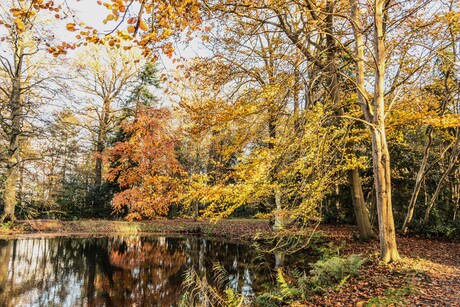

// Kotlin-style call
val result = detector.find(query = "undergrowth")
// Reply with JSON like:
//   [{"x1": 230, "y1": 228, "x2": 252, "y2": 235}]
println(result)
[
  {"x1": 180, "y1": 240, "x2": 366, "y2": 306},
  {"x1": 255, "y1": 253, "x2": 366, "y2": 306}
]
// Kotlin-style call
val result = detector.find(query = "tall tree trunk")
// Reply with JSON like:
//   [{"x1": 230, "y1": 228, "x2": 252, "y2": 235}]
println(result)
[
  {"x1": 1, "y1": 55, "x2": 23, "y2": 223},
  {"x1": 18, "y1": 160, "x2": 24, "y2": 210},
  {"x1": 349, "y1": 0, "x2": 399, "y2": 261},
  {"x1": 326, "y1": 0, "x2": 374, "y2": 239},
  {"x1": 268, "y1": 112, "x2": 284, "y2": 230},
  {"x1": 347, "y1": 168, "x2": 375, "y2": 238},
  {"x1": 94, "y1": 134, "x2": 104, "y2": 187},
  {"x1": 452, "y1": 169, "x2": 460, "y2": 221},
  {"x1": 94, "y1": 98, "x2": 111, "y2": 187},
  {"x1": 371, "y1": 127, "x2": 399, "y2": 262},
  {"x1": 372, "y1": 0, "x2": 400, "y2": 262}
]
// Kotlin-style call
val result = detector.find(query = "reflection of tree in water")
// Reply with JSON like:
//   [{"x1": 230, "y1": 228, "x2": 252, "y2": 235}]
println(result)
[
  {"x1": 0, "y1": 240, "x2": 12, "y2": 306},
  {"x1": 91, "y1": 237, "x2": 187, "y2": 306},
  {"x1": 183, "y1": 239, "x2": 273, "y2": 298},
  {"x1": 0, "y1": 235, "x2": 280, "y2": 306}
]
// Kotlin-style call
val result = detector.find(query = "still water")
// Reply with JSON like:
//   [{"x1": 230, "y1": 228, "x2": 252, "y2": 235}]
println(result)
[{"x1": 0, "y1": 235, "x2": 281, "y2": 306}]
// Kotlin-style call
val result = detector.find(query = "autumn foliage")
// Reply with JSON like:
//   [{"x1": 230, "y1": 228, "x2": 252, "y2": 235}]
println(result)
[
  {"x1": 105, "y1": 108, "x2": 185, "y2": 220},
  {"x1": 63, "y1": 0, "x2": 203, "y2": 57}
]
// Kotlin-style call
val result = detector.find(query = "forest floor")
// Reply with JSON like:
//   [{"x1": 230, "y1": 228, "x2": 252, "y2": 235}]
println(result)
[
  {"x1": 308, "y1": 225, "x2": 460, "y2": 306},
  {"x1": 0, "y1": 219, "x2": 459, "y2": 306}
]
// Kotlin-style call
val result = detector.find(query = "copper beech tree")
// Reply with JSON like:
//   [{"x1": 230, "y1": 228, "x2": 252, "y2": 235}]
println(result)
[{"x1": 105, "y1": 108, "x2": 185, "y2": 220}]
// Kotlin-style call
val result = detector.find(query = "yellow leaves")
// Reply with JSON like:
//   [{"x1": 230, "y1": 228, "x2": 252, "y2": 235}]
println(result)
[
  {"x1": 14, "y1": 18, "x2": 25, "y2": 33},
  {"x1": 425, "y1": 114, "x2": 460, "y2": 129},
  {"x1": 339, "y1": 153, "x2": 368, "y2": 172},
  {"x1": 128, "y1": 25, "x2": 136, "y2": 33},
  {"x1": 117, "y1": 30, "x2": 132, "y2": 40},
  {"x1": 162, "y1": 28, "x2": 173, "y2": 38}
]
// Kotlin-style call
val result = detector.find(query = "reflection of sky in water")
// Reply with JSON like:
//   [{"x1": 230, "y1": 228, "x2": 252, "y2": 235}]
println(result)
[
  {"x1": 3, "y1": 239, "x2": 86, "y2": 306},
  {"x1": 0, "y1": 235, "x2": 274, "y2": 306}
]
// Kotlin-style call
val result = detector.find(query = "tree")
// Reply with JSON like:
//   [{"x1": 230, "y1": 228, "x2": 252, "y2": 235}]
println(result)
[
  {"x1": 0, "y1": 0, "x2": 62, "y2": 222},
  {"x1": 72, "y1": 43, "x2": 145, "y2": 191},
  {"x1": 203, "y1": 0, "x2": 376, "y2": 239},
  {"x1": 105, "y1": 108, "x2": 185, "y2": 220},
  {"x1": 366, "y1": 0, "x2": 400, "y2": 262},
  {"x1": 400, "y1": 1, "x2": 460, "y2": 232}
]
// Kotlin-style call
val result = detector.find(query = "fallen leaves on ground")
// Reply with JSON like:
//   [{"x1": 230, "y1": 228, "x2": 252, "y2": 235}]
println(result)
[{"x1": 308, "y1": 225, "x2": 460, "y2": 306}]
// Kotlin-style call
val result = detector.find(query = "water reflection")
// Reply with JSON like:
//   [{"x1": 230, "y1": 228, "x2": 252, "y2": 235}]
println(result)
[{"x1": 0, "y1": 235, "x2": 274, "y2": 306}]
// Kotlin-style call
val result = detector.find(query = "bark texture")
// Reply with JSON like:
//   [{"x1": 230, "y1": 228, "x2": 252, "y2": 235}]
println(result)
[
  {"x1": 1, "y1": 48, "x2": 24, "y2": 223},
  {"x1": 371, "y1": 0, "x2": 400, "y2": 262}
]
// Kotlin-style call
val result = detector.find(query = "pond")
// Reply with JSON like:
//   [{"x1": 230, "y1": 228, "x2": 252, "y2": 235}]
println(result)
[{"x1": 0, "y1": 235, "x2": 293, "y2": 306}]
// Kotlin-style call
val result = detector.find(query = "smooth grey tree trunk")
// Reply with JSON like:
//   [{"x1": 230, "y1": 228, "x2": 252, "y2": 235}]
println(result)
[{"x1": 349, "y1": 0, "x2": 400, "y2": 262}]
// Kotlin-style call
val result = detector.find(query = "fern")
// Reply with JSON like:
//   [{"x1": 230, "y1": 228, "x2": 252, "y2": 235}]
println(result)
[
  {"x1": 224, "y1": 288, "x2": 244, "y2": 307},
  {"x1": 310, "y1": 254, "x2": 366, "y2": 292},
  {"x1": 180, "y1": 264, "x2": 248, "y2": 307}
]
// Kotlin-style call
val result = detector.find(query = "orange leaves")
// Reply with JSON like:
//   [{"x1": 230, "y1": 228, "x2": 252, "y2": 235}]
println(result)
[
  {"x1": 138, "y1": 19, "x2": 148, "y2": 31},
  {"x1": 10, "y1": 9, "x2": 23, "y2": 17},
  {"x1": 162, "y1": 42, "x2": 174, "y2": 58},
  {"x1": 90, "y1": 0, "x2": 202, "y2": 57},
  {"x1": 30, "y1": 0, "x2": 203, "y2": 58},
  {"x1": 106, "y1": 108, "x2": 186, "y2": 220},
  {"x1": 66, "y1": 23, "x2": 77, "y2": 31},
  {"x1": 127, "y1": 17, "x2": 137, "y2": 24},
  {"x1": 47, "y1": 41, "x2": 77, "y2": 57}
]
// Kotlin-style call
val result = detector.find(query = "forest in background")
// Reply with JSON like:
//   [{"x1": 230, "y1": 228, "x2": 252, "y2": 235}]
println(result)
[{"x1": 0, "y1": 0, "x2": 459, "y2": 264}]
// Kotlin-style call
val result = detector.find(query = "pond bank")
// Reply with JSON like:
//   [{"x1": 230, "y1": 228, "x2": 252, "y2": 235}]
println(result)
[{"x1": 0, "y1": 218, "x2": 272, "y2": 242}]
